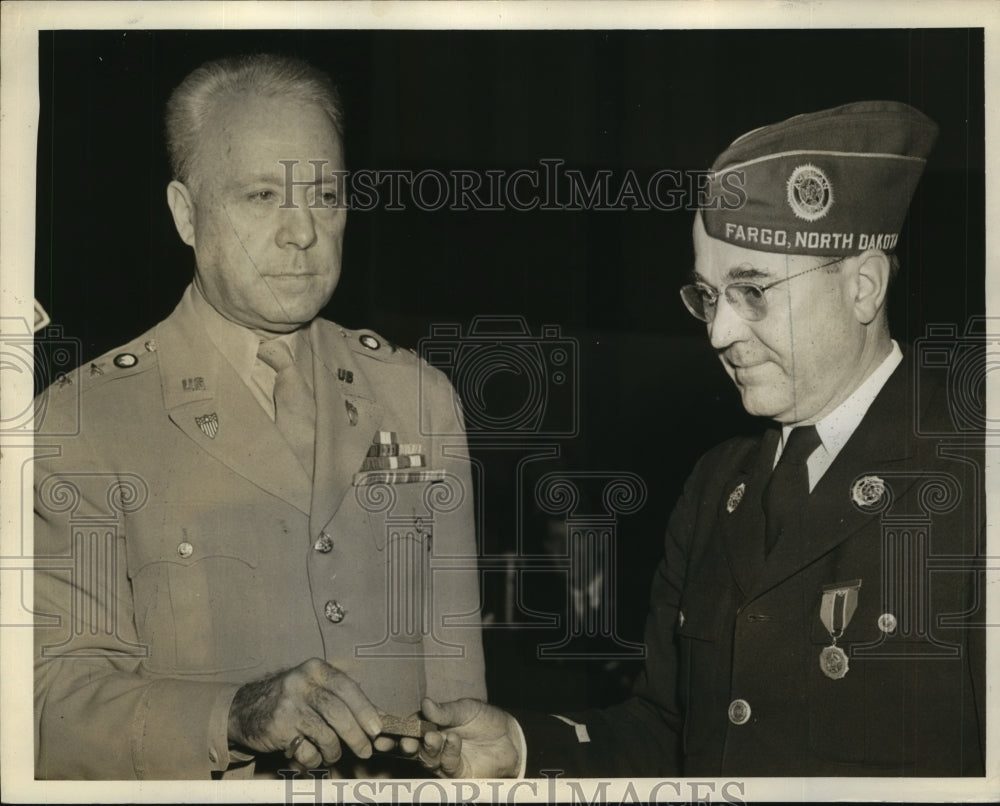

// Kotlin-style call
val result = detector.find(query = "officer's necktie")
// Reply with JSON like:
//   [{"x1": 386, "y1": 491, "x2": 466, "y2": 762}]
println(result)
[
  {"x1": 762, "y1": 424, "x2": 821, "y2": 555},
  {"x1": 256, "y1": 337, "x2": 316, "y2": 479}
]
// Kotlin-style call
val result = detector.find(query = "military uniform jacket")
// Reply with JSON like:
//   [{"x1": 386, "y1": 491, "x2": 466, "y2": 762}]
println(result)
[
  {"x1": 33, "y1": 290, "x2": 486, "y2": 779},
  {"x1": 519, "y1": 352, "x2": 985, "y2": 777}
]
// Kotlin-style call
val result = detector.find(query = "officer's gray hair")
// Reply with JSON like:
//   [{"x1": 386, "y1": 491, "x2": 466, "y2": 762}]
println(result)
[{"x1": 165, "y1": 53, "x2": 344, "y2": 191}]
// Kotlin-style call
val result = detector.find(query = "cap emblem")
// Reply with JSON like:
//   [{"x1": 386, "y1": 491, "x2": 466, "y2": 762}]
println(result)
[{"x1": 786, "y1": 163, "x2": 833, "y2": 221}]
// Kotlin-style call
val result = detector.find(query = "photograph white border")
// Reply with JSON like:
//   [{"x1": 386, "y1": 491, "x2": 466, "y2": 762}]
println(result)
[{"x1": 2, "y1": 1, "x2": 997, "y2": 802}]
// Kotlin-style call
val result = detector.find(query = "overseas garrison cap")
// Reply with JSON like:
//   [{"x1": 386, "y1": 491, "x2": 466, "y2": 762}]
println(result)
[{"x1": 701, "y1": 100, "x2": 939, "y2": 256}]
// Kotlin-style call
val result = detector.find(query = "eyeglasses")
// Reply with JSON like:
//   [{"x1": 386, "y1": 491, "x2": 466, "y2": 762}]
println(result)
[{"x1": 679, "y1": 256, "x2": 845, "y2": 323}]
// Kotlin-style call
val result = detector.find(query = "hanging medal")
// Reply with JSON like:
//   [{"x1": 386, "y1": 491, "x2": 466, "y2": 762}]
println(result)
[{"x1": 818, "y1": 579, "x2": 861, "y2": 680}]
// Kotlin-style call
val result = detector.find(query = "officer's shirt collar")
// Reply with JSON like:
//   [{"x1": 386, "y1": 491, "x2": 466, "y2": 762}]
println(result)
[
  {"x1": 187, "y1": 284, "x2": 307, "y2": 415},
  {"x1": 775, "y1": 340, "x2": 903, "y2": 489}
]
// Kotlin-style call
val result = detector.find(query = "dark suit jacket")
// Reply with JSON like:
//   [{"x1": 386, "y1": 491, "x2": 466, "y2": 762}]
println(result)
[
  {"x1": 520, "y1": 351, "x2": 985, "y2": 777},
  {"x1": 33, "y1": 288, "x2": 486, "y2": 779}
]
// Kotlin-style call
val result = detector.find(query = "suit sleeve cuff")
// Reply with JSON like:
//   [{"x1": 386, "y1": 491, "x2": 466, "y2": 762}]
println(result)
[
  {"x1": 209, "y1": 683, "x2": 249, "y2": 770},
  {"x1": 134, "y1": 679, "x2": 244, "y2": 778},
  {"x1": 509, "y1": 708, "x2": 590, "y2": 778}
]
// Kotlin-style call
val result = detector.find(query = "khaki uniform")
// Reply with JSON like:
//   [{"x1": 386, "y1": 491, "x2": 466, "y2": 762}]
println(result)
[{"x1": 34, "y1": 288, "x2": 486, "y2": 779}]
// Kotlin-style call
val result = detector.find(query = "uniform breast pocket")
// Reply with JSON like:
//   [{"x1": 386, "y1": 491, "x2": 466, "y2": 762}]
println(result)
[
  {"x1": 125, "y1": 506, "x2": 264, "y2": 676},
  {"x1": 354, "y1": 480, "x2": 436, "y2": 644},
  {"x1": 806, "y1": 598, "x2": 928, "y2": 768},
  {"x1": 806, "y1": 621, "x2": 868, "y2": 764}
]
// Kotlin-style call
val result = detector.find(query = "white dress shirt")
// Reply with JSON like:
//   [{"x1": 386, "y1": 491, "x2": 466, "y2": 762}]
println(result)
[{"x1": 774, "y1": 341, "x2": 903, "y2": 490}]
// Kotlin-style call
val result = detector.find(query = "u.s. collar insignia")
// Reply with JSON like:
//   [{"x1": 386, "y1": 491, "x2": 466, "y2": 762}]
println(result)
[
  {"x1": 195, "y1": 412, "x2": 219, "y2": 439},
  {"x1": 851, "y1": 475, "x2": 886, "y2": 508},
  {"x1": 786, "y1": 163, "x2": 833, "y2": 222},
  {"x1": 726, "y1": 482, "x2": 746, "y2": 514}
]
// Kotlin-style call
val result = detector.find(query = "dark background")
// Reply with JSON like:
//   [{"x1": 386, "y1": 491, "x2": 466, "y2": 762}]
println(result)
[{"x1": 34, "y1": 29, "x2": 985, "y2": 711}]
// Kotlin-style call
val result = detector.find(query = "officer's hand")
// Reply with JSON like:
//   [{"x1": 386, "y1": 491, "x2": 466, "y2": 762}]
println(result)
[
  {"x1": 227, "y1": 658, "x2": 383, "y2": 769},
  {"x1": 417, "y1": 697, "x2": 521, "y2": 778},
  {"x1": 372, "y1": 713, "x2": 420, "y2": 756}
]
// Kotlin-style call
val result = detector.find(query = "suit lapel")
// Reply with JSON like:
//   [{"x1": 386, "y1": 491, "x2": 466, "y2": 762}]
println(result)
[
  {"x1": 749, "y1": 359, "x2": 918, "y2": 599},
  {"x1": 308, "y1": 322, "x2": 386, "y2": 533},
  {"x1": 720, "y1": 429, "x2": 778, "y2": 596},
  {"x1": 156, "y1": 295, "x2": 312, "y2": 515}
]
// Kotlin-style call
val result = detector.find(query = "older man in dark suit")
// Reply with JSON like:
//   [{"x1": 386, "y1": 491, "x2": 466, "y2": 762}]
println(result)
[
  {"x1": 415, "y1": 101, "x2": 985, "y2": 777},
  {"x1": 33, "y1": 54, "x2": 486, "y2": 779}
]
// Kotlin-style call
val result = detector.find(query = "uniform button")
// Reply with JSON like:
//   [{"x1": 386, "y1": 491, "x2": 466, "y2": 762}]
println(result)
[
  {"x1": 177, "y1": 542, "x2": 194, "y2": 559},
  {"x1": 877, "y1": 612, "x2": 898, "y2": 633},
  {"x1": 324, "y1": 600, "x2": 346, "y2": 623},
  {"x1": 728, "y1": 698, "x2": 751, "y2": 725},
  {"x1": 313, "y1": 532, "x2": 334, "y2": 553}
]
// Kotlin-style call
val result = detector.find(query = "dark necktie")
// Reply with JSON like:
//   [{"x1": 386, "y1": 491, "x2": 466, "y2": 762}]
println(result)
[
  {"x1": 256, "y1": 338, "x2": 316, "y2": 479},
  {"x1": 762, "y1": 425, "x2": 821, "y2": 555}
]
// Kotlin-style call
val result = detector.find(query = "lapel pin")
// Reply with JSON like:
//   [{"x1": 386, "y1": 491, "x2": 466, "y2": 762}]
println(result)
[
  {"x1": 195, "y1": 412, "x2": 219, "y2": 439},
  {"x1": 851, "y1": 475, "x2": 886, "y2": 508},
  {"x1": 55, "y1": 372, "x2": 72, "y2": 387},
  {"x1": 182, "y1": 377, "x2": 206, "y2": 392},
  {"x1": 726, "y1": 482, "x2": 746, "y2": 513},
  {"x1": 144, "y1": 339, "x2": 157, "y2": 352},
  {"x1": 337, "y1": 367, "x2": 354, "y2": 384},
  {"x1": 89, "y1": 362, "x2": 105, "y2": 376}
]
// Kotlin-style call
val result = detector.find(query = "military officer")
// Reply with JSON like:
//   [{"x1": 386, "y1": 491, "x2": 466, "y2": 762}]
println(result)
[
  {"x1": 33, "y1": 54, "x2": 486, "y2": 779},
  {"x1": 414, "y1": 101, "x2": 986, "y2": 777}
]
